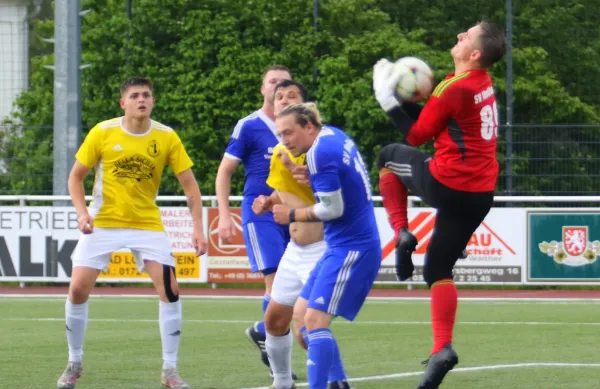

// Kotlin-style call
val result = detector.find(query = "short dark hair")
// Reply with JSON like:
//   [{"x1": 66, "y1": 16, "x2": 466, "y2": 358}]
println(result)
[
  {"x1": 274, "y1": 80, "x2": 309, "y2": 102},
  {"x1": 120, "y1": 77, "x2": 153, "y2": 95},
  {"x1": 262, "y1": 64, "x2": 292, "y2": 81},
  {"x1": 477, "y1": 21, "x2": 506, "y2": 68}
]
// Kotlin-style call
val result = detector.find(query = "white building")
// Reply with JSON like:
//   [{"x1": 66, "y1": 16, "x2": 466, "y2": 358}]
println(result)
[{"x1": 0, "y1": 0, "x2": 28, "y2": 122}]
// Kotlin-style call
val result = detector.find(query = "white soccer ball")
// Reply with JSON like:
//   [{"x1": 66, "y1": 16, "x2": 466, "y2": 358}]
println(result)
[{"x1": 393, "y1": 56, "x2": 434, "y2": 103}]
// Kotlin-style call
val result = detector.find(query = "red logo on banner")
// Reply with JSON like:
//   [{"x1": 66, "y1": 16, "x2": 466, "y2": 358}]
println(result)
[
  {"x1": 207, "y1": 208, "x2": 247, "y2": 256},
  {"x1": 206, "y1": 208, "x2": 262, "y2": 283}
]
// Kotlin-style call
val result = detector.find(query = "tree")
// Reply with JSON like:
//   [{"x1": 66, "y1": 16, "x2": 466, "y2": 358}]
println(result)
[{"x1": 1, "y1": 0, "x2": 598, "y2": 197}]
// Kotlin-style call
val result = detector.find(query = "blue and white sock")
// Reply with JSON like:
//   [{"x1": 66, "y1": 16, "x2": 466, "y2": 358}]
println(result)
[
  {"x1": 256, "y1": 294, "x2": 271, "y2": 336},
  {"x1": 302, "y1": 326, "x2": 347, "y2": 383},
  {"x1": 307, "y1": 329, "x2": 335, "y2": 389},
  {"x1": 300, "y1": 325, "x2": 310, "y2": 348},
  {"x1": 327, "y1": 336, "x2": 348, "y2": 383}
]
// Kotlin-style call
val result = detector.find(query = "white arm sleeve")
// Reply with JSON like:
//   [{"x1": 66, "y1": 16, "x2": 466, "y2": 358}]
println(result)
[{"x1": 312, "y1": 189, "x2": 344, "y2": 221}]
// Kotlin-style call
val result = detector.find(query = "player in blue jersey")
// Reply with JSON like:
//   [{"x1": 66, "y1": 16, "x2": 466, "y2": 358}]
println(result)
[
  {"x1": 272, "y1": 103, "x2": 382, "y2": 389},
  {"x1": 256, "y1": 81, "x2": 352, "y2": 389},
  {"x1": 215, "y1": 65, "x2": 295, "y2": 376}
]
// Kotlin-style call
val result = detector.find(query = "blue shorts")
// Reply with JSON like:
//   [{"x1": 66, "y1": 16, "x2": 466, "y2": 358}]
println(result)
[
  {"x1": 243, "y1": 221, "x2": 290, "y2": 274},
  {"x1": 299, "y1": 243, "x2": 381, "y2": 321}
]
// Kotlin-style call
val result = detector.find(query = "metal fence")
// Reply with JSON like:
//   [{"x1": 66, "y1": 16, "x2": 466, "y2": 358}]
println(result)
[
  {"x1": 2, "y1": 123, "x2": 599, "y2": 199},
  {"x1": 497, "y1": 125, "x2": 600, "y2": 196}
]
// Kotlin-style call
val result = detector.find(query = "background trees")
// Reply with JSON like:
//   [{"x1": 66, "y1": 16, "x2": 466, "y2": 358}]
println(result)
[{"x1": 2, "y1": 0, "x2": 598, "y2": 196}]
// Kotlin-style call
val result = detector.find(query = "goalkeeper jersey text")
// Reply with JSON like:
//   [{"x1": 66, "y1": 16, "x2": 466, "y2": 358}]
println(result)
[{"x1": 405, "y1": 69, "x2": 499, "y2": 192}]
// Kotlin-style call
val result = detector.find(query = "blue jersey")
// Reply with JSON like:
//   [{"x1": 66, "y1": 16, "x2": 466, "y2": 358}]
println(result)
[
  {"x1": 225, "y1": 110, "x2": 280, "y2": 224},
  {"x1": 306, "y1": 127, "x2": 380, "y2": 247}
]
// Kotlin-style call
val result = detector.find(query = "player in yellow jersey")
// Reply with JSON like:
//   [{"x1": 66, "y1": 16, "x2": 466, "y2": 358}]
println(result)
[
  {"x1": 252, "y1": 80, "x2": 350, "y2": 389},
  {"x1": 56, "y1": 77, "x2": 207, "y2": 389}
]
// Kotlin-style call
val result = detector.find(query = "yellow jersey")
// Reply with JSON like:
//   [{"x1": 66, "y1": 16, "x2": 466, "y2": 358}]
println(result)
[
  {"x1": 75, "y1": 117, "x2": 193, "y2": 231},
  {"x1": 266, "y1": 143, "x2": 316, "y2": 206}
]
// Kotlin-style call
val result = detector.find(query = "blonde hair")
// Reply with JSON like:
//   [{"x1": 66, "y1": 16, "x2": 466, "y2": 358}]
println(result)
[{"x1": 277, "y1": 102, "x2": 323, "y2": 129}]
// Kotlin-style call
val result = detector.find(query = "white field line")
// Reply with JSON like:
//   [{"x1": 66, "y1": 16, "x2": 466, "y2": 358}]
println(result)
[
  {"x1": 237, "y1": 362, "x2": 600, "y2": 389},
  {"x1": 1, "y1": 293, "x2": 600, "y2": 302},
  {"x1": 2, "y1": 297, "x2": 600, "y2": 306},
  {"x1": 1, "y1": 317, "x2": 600, "y2": 326}
]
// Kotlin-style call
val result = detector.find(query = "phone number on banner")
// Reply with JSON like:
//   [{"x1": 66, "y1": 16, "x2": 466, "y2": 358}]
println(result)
[
  {"x1": 98, "y1": 252, "x2": 200, "y2": 279},
  {"x1": 377, "y1": 265, "x2": 522, "y2": 283}
]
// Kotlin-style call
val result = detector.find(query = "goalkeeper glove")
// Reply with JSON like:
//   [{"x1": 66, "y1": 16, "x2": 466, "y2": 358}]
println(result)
[{"x1": 373, "y1": 58, "x2": 404, "y2": 112}]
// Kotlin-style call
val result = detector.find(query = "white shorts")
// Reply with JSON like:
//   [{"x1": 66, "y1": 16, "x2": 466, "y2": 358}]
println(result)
[
  {"x1": 271, "y1": 239, "x2": 327, "y2": 306},
  {"x1": 71, "y1": 227, "x2": 175, "y2": 273}
]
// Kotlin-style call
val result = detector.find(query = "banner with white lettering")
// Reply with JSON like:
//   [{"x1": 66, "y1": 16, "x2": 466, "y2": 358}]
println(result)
[
  {"x1": 376, "y1": 208, "x2": 526, "y2": 283},
  {"x1": 0, "y1": 206, "x2": 530, "y2": 285},
  {"x1": 0, "y1": 207, "x2": 207, "y2": 283}
]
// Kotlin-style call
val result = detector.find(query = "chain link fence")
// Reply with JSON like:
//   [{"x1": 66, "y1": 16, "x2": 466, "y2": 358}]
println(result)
[{"x1": 497, "y1": 125, "x2": 600, "y2": 196}]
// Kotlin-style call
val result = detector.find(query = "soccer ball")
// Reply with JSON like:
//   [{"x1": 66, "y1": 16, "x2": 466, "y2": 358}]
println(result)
[{"x1": 393, "y1": 56, "x2": 434, "y2": 103}]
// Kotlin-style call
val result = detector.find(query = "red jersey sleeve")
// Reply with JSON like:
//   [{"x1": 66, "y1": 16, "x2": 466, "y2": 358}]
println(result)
[{"x1": 405, "y1": 85, "x2": 459, "y2": 146}]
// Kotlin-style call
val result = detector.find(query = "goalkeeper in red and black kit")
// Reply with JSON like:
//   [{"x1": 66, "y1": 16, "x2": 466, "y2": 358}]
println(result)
[{"x1": 372, "y1": 21, "x2": 506, "y2": 389}]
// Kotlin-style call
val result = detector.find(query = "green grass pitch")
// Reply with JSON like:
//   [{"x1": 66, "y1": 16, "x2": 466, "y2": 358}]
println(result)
[{"x1": 1, "y1": 295, "x2": 599, "y2": 388}]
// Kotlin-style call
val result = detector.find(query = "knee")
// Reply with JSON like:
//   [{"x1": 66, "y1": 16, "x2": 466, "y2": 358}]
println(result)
[
  {"x1": 265, "y1": 312, "x2": 288, "y2": 335},
  {"x1": 377, "y1": 144, "x2": 393, "y2": 169},
  {"x1": 378, "y1": 143, "x2": 406, "y2": 169},
  {"x1": 292, "y1": 322, "x2": 308, "y2": 351},
  {"x1": 423, "y1": 261, "x2": 453, "y2": 288},
  {"x1": 264, "y1": 303, "x2": 292, "y2": 336},
  {"x1": 292, "y1": 311, "x2": 308, "y2": 350},
  {"x1": 292, "y1": 307, "x2": 305, "y2": 328},
  {"x1": 160, "y1": 265, "x2": 179, "y2": 303},
  {"x1": 304, "y1": 308, "x2": 331, "y2": 331},
  {"x1": 69, "y1": 282, "x2": 91, "y2": 304},
  {"x1": 68, "y1": 267, "x2": 100, "y2": 304}
]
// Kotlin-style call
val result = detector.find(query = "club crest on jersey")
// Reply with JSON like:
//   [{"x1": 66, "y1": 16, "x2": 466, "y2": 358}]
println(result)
[
  {"x1": 147, "y1": 140, "x2": 160, "y2": 157},
  {"x1": 112, "y1": 154, "x2": 155, "y2": 182}
]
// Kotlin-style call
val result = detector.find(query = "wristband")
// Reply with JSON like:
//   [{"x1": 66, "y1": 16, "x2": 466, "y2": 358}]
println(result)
[{"x1": 289, "y1": 209, "x2": 296, "y2": 223}]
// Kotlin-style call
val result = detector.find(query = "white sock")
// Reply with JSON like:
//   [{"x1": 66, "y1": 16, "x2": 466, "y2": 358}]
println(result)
[
  {"x1": 266, "y1": 331, "x2": 294, "y2": 389},
  {"x1": 65, "y1": 300, "x2": 88, "y2": 363},
  {"x1": 159, "y1": 300, "x2": 182, "y2": 369}
]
